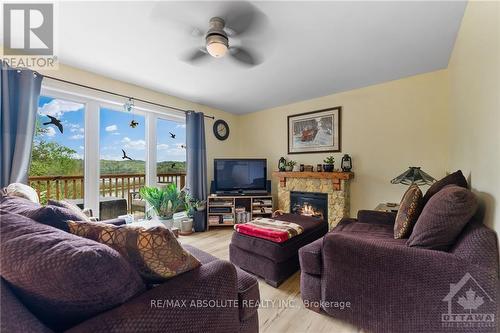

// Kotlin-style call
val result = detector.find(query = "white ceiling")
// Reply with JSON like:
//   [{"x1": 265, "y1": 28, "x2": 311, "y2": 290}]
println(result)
[{"x1": 56, "y1": 1, "x2": 466, "y2": 114}]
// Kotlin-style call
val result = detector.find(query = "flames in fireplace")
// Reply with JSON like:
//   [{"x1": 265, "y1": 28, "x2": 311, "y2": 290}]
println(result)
[
  {"x1": 292, "y1": 202, "x2": 324, "y2": 219},
  {"x1": 290, "y1": 191, "x2": 328, "y2": 222}
]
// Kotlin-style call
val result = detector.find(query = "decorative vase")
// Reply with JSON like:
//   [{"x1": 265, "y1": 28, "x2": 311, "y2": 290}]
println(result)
[
  {"x1": 193, "y1": 210, "x2": 206, "y2": 232},
  {"x1": 180, "y1": 218, "x2": 193, "y2": 235},
  {"x1": 323, "y1": 164, "x2": 334, "y2": 172}
]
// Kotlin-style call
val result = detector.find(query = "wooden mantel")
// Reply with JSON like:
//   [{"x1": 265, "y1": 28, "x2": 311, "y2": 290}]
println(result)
[{"x1": 272, "y1": 171, "x2": 354, "y2": 191}]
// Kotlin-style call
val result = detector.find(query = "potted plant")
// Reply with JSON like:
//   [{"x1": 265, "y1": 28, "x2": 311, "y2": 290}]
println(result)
[
  {"x1": 285, "y1": 160, "x2": 297, "y2": 171},
  {"x1": 139, "y1": 183, "x2": 183, "y2": 228},
  {"x1": 182, "y1": 194, "x2": 207, "y2": 235},
  {"x1": 323, "y1": 156, "x2": 335, "y2": 172}
]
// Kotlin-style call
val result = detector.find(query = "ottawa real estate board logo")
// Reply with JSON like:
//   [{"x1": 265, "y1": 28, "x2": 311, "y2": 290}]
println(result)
[
  {"x1": 441, "y1": 272, "x2": 495, "y2": 329},
  {"x1": 2, "y1": 3, "x2": 57, "y2": 69}
]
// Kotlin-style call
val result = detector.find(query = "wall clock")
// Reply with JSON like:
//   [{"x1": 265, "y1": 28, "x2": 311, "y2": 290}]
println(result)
[{"x1": 213, "y1": 119, "x2": 230, "y2": 140}]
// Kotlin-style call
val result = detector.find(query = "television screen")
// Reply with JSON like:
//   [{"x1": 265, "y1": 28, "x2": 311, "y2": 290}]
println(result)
[{"x1": 214, "y1": 159, "x2": 267, "y2": 192}]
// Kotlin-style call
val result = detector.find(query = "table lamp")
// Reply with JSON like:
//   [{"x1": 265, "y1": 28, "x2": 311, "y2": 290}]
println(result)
[{"x1": 390, "y1": 167, "x2": 436, "y2": 186}]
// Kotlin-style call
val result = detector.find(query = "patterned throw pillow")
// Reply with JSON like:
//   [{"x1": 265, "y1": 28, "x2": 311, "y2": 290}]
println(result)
[
  {"x1": 394, "y1": 185, "x2": 423, "y2": 239},
  {"x1": 66, "y1": 221, "x2": 201, "y2": 282},
  {"x1": 48, "y1": 199, "x2": 91, "y2": 222}
]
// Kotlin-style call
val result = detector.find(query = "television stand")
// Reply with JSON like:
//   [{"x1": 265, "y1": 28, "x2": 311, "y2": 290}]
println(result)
[{"x1": 207, "y1": 194, "x2": 273, "y2": 230}]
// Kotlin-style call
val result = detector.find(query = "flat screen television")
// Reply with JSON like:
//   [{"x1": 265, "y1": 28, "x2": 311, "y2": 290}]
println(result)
[{"x1": 214, "y1": 159, "x2": 267, "y2": 193}]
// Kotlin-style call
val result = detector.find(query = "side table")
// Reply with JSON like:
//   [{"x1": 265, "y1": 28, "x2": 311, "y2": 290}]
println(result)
[{"x1": 374, "y1": 203, "x2": 400, "y2": 213}]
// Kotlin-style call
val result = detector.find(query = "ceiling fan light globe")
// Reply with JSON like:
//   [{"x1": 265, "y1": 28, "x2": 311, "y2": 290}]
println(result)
[
  {"x1": 206, "y1": 33, "x2": 229, "y2": 58},
  {"x1": 207, "y1": 42, "x2": 228, "y2": 57}
]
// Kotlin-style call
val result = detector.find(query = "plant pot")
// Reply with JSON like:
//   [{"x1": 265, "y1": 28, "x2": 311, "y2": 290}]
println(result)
[
  {"x1": 284, "y1": 165, "x2": 293, "y2": 171},
  {"x1": 180, "y1": 218, "x2": 193, "y2": 235},
  {"x1": 157, "y1": 217, "x2": 174, "y2": 229},
  {"x1": 193, "y1": 210, "x2": 206, "y2": 232},
  {"x1": 323, "y1": 164, "x2": 334, "y2": 172}
]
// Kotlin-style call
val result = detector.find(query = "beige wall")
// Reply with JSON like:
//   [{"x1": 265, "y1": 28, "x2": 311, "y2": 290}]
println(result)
[
  {"x1": 447, "y1": 0, "x2": 500, "y2": 231},
  {"x1": 236, "y1": 70, "x2": 450, "y2": 215},
  {"x1": 42, "y1": 0, "x2": 499, "y2": 232},
  {"x1": 39, "y1": 64, "x2": 241, "y2": 185}
]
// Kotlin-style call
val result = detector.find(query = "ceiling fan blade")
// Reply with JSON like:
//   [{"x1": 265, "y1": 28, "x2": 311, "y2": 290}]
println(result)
[
  {"x1": 183, "y1": 48, "x2": 209, "y2": 64},
  {"x1": 221, "y1": 1, "x2": 267, "y2": 37},
  {"x1": 229, "y1": 47, "x2": 260, "y2": 66}
]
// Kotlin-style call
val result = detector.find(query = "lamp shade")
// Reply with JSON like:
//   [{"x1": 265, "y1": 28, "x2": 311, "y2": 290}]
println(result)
[{"x1": 390, "y1": 167, "x2": 436, "y2": 186}]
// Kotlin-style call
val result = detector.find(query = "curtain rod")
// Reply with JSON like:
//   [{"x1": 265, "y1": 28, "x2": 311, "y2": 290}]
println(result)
[{"x1": 38, "y1": 72, "x2": 215, "y2": 120}]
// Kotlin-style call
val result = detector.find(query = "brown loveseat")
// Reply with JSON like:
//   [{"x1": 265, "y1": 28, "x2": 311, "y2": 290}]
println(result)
[{"x1": 299, "y1": 186, "x2": 499, "y2": 333}]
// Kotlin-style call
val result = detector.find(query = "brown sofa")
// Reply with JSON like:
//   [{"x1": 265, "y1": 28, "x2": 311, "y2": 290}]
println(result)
[
  {"x1": 0, "y1": 196, "x2": 260, "y2": 333},
  {"x1": 299, "y1": 206, "x2": 499, "y2": 332}
]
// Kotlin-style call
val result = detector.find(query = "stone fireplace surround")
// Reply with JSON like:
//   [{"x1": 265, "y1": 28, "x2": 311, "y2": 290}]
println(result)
[{"x1": 273, "y1": 171, "x2": 354, "y2": 229}]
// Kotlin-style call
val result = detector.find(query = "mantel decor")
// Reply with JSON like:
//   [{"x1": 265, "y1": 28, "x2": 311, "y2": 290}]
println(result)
[
  {"x1": 288, "y1": 107, "x2": 341, "y2": 154},
  {"x1": 272, "y1": 171, "x2": 354, "y2": 191}
]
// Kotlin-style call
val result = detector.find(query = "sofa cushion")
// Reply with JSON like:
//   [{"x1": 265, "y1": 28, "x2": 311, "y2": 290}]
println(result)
[
  {"x1": 407, "y1": 186, "x2": 478, "y2": 251},
  {"x1": 422, "y1": 170, "x2": 468, "y2": 205},
  {"x1": 394, "y1": 185, "x2": 423, "y2": 239},
  {"x1": 67, "y1": 221, "x2": 201, "y2": 283},
  {"x1": 1, "y1": 278, "x2": 53, "y2": 333},
  {"x1": 0, "y1": 195, "x2": 85, "y2": 231},
  {"x1": 0, "y1": 195, "x2": 41, "y2": 215},
  {"x1": 48, "y1": 199, "x2": 91, "y2": 221},
  {"x1": 333, "y1": 218, "x2": 395, "y2": 238},
  {"x1": 0, "y1": 210, "x2": 145, "y2": 331}
]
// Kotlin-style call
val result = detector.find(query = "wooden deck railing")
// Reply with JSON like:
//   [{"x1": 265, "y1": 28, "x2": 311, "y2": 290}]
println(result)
[{"x1": 28, "y1": 173, "x2": 186, "y2": 202}]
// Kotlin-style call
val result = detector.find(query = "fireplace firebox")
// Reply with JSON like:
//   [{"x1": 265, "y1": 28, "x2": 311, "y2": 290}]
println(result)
[{"x1": 290, "y1": 191, "x2": 328, "y2": 222}]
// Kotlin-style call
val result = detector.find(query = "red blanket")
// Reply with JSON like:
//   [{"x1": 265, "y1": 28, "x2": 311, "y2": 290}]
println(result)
[{"x1": 234, "y1": 218, "x2": 304, "y2": 243}]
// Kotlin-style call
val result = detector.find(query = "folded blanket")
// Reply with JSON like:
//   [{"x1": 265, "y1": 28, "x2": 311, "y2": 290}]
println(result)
[{"x1": 234, "y1": 217, "x2": 304, "y2": 243}]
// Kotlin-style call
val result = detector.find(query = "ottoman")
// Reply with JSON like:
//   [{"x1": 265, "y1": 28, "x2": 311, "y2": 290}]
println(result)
[{"x1": 229, "y1": 214, "x2": 328, "y2": 287}]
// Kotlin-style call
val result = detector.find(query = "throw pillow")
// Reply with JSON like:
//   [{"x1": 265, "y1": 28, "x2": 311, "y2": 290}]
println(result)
[
  {"x1": 422, "y1": 170, "x2": 468, "y2": 205},
  {"x1": 0, "y1": 210, "x2": 145, "y2": 331},
  {"x1": 25, "y1": 205, "x2": 87, "y2": 231},
  {"x1": 5, "y1": 183, "x2": 39, "y2": 203},
  {"x1": 407, "y1": 185, "x2": 478, "y2": 251},
  {"x1": 48, "y1": 199, "x2": 91, "y2": 222},
  {"x1": 394, "y1": 185, "x2": 423, "y2": 239},
  {"x1": 66, "y1": 221, "x2": 201, "y2": 282}
]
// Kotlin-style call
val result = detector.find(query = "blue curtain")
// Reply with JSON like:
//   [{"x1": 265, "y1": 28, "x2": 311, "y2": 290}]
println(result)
[
  {"x1": 186, "y1": 111, "x2": 208, "y2": 201},
  {"x1": 0, "y1": 63, "x2": 43, "y2": 187}
]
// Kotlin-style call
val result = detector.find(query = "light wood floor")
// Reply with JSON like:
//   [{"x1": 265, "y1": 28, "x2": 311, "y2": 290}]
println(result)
[{"x1": 179, "y1": 228, "x2": 362, "y2": 333}]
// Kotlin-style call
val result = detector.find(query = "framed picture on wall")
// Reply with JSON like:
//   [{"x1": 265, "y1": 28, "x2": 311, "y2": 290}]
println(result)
[{"x1": 287, "y1": 107, "x2": 341, "y2": 154}]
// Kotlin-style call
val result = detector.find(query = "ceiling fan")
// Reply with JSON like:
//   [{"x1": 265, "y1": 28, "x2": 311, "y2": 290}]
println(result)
[{"x1": 183, "y1": 5, "x2": 265, "y2": 67}]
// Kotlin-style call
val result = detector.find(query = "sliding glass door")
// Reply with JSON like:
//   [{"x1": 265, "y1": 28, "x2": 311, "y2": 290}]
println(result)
[
  {"x1": 156, "y1": 118, "x2": 187, "y2": 190},
  {"x1": 99, "y1": 107, "x2": 146, "y2": 219}
]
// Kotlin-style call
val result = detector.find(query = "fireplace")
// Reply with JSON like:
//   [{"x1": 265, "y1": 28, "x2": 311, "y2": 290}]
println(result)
[{"x1": 290, "y1": 191, "x2": 328, "y2": 222}]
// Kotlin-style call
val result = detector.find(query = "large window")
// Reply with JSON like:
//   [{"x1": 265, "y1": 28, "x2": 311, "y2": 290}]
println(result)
[
  {"x1": 30, "y1": 85, "x2": 186, "y2": 219},
  {"x1": 30, "y1": 96, "x2": 85, "y2": 204}
]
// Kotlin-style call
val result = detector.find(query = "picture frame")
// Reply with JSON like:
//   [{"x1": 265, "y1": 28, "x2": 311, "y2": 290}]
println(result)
[{"x1": 287, "y1": 106, "x2": 341, "y2": 154}]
